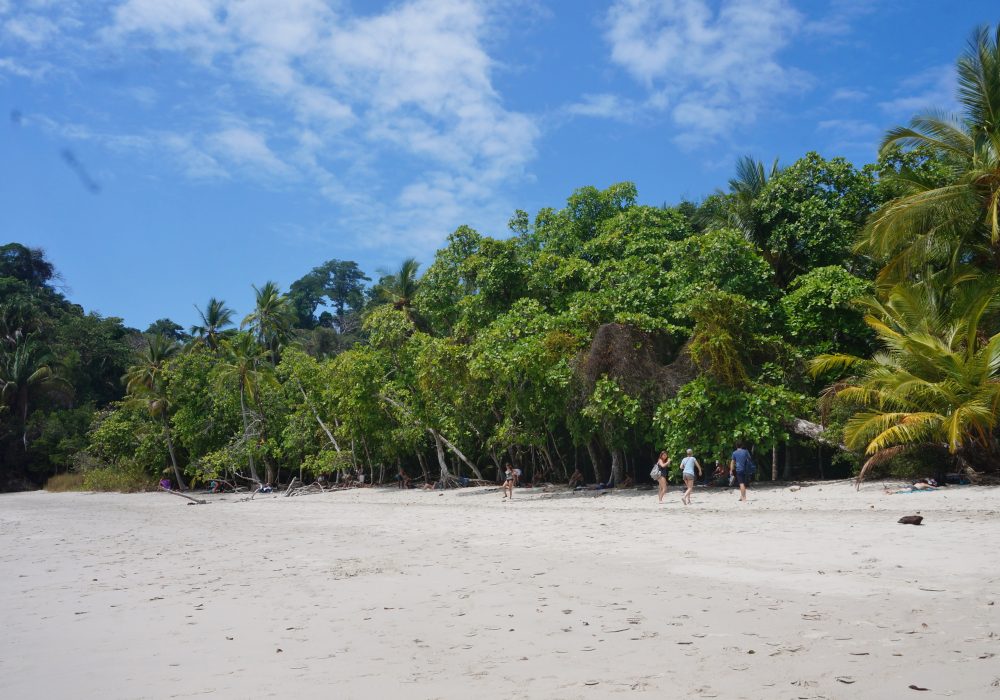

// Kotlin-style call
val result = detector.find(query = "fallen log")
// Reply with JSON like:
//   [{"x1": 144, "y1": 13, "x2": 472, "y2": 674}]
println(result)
[
  {"x1": 158, "y1": 485, "x2": 207, "y2": 504},
  {"x1": 787, "y1": 418, "x2": 847, "y2": 450}
]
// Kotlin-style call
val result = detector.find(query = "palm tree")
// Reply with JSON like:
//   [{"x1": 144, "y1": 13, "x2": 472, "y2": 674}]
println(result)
[
  {"x1": 124, "y1": 334, "x2": 187, "y2": 489},
  {"x1": 242, "y1": 282, "x2": 293, "y2": 364},
  {"x1": 216, "y1": 332, "x2": 275, "y2": 485},
  {"x1": 0, "y1": 331, "x2": 70, "y2": 450},
  {"x1": 375, "y1": 258, "x2": 421, "y2": 319},
  {"x1": 190, "y1": 297, "x2": 234, "y2": 351},
  {"x1": 861, "y1": 25, "x2": 1000, "y2": 281},
  {"x1": 726, "y1": 155, "x2": 781, "y2": 248},
  {"x1": 811, "y1": 278, "x2": 1000, "y2": 481}
]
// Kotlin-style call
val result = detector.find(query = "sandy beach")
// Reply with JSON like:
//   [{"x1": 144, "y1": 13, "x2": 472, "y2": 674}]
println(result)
[{"x1": 1, "y1": 481, "x2": 998, "y2": 699}]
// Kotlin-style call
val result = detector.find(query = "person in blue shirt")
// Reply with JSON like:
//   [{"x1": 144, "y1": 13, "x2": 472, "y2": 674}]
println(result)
[{"x1": 729, "y1": 441, "x2": 755, "y2": 502}]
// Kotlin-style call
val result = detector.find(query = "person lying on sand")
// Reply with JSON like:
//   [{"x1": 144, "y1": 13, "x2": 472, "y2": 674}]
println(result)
[{"x1": 887, "y1": 479, "x2": 939, "y2": 494}]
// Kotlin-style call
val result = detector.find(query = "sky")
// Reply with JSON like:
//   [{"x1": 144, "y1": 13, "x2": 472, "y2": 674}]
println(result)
[{"x1": 1, "y1": 0, "x2": 995, "y2": 331}]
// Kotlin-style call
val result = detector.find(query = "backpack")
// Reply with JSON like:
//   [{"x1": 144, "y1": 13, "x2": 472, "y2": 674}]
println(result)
[{"x1": 650, "y1": 464, "x2": 661, "y2": 481}]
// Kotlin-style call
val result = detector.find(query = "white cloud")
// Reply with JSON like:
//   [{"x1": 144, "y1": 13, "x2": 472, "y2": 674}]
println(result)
[
  {"x1": 831, "y1": 87, "x2": 867, "y2": 102},
  {"x1": 879, "y1": 64, "x2": 958, "y2": 117},
  {"x1": 5, "y1": 0, "x2": 540, "y2": 253},
  {"x1": 602, "y1": 0, "x2": 808, "y2": 147},
  {"x1": 817, "y1": 118, "x2": 878, "y2": 140},
  {"x1": 207, "y1": 126, "x2": 294, "y2": 179},
  {"x1": 4, "y1": 13, "x2": 59, "y2": 46},
  {"x1": 565, "y1": 93, "x2": 638, "y2": 119}
]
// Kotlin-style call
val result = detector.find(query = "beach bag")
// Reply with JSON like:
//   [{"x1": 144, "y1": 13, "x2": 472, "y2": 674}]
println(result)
[{"x1": 650, "y1": 465, "x2": 660, "y2": 481}]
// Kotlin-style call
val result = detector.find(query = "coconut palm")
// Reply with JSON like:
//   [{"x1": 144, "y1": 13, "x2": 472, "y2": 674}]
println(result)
[
  {"x1": 241, "y1": 282, "x2": 293, "y2": 364},
  {"x1": 124, "y1": 334, "x2": 187, "y2": 489},
  {"x1": 861, "y1": 25, "x2": 1000, "y2": 281},
  {"x1": 726, "y1": 155, "x2": 781, "y2": 247},
  {"x1": 216, "y1": 332, "x2": 276, "y2": 485},
  {"x1": 190, "y1": 297, "x2": 234, "y2": 351},
  {"x1": 811, "y1": 277, "x2": 1000, "y2": 481},
  {"x1": 376, "y1": 258, "x2": 421, "y2": 311}
]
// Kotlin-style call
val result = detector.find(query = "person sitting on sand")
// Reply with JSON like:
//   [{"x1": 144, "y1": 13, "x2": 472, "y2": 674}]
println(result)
[
  {"x1": 710, "y1": 460, "x2": 727, "y2": 487},
  {"x1": 159, "y1": 478, "x2": 172, "y2": 491},
  {"x1": 503, "y1": 464, "x2": 514, "y2": 500},
  {"x1": 620, "y1": 474, "x2": 633, "y2": 488},
  {"x1": 568, "y1": 467, "x2": 584, "y2": 488},
  {"x1": 680, "y1": 449, "x2": 702, "y2": 505}
]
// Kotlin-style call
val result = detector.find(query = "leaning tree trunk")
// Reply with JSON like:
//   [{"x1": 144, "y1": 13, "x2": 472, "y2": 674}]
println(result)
[
  {"x1": 433, "y1": 431, "x2": 451, "y2": 484},
  {"x1": 161, "y1": 413, "x2": 187, "y2": 491},
  {"x1": 416, "y1": 450, "x2": 430, "y2": 484},
  {"x1": 586, "y1": 440, "x2": 602, "y2": 483}
]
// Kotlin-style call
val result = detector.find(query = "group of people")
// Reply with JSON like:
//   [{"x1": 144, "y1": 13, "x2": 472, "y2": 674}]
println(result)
[
  {"x1": 497, "y1": 441, "x2": 758, "y2": 503},
  {"x1": 654, "y1": 442, "x2": 757, "y2": 504}
]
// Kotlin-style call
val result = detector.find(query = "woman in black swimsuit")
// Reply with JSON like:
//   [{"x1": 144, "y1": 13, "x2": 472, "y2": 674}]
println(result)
[{"x1": 655, "y1": 451, "x2": 671, "y2": 504}]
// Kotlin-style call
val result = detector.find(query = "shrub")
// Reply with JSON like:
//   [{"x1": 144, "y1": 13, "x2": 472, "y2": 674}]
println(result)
[
  {"x1": 43, "y1": 472, "x2": 86, "y2": 492},
  {"x1": 82, "y1": 461, "x2": 157, "y2": 492}
]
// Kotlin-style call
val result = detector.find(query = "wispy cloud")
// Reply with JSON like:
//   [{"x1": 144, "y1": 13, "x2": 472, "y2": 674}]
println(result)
[
  {"x1": 879, "y1": 64, "x2": 958, "y2": 117},
  {"x1": 4, "y1": 0, "x2": 540, "y2": 253},
  {"x1": 830, "y1": 87, "x2": 867, "y2": 102},
  {"x1": 600, "y1": 0, "x2": 808, "y2": 148},
  {"x1": 564, "y1": 93, "x2": 639, "y2": 120}
]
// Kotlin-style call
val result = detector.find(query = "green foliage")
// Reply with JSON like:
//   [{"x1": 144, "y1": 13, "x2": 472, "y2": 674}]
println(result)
[
  {"x1": 87, "y1": 403, "x2": 167, "y2": 474},
  {"x1": 781, "y1": 266, "x2": 874, "y2": 357},
  {"x1": 82, "y1": 461, "x2": 157, "y2": 492},
  {"x1": 754, "y1": 152, "x2": 879, "y2": 284},
  {"x1": 653, "y1": 376, "x2": 805, "y2": 462}
]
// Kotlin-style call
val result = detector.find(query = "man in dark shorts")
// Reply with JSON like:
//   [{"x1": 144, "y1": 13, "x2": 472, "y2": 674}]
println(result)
[{"x1": 729, "y1": 441, "x2": 755, "y2": 502}]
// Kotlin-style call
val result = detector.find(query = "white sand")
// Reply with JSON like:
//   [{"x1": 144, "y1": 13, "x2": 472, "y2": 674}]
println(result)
[{"x1": 1, "y1": 481, "x2": 998, "y2": 699}]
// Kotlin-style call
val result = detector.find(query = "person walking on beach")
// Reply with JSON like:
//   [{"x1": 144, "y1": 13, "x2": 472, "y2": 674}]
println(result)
[
  {"x1": 730, "y1": 441, "x2": 755, "y2": 502},
  {"x1": 502, "y1": 463, "x2": 514, "y2": 500},
  {"x1": 680, "y1": 449, "x2": 702, "y2": 505},
  {"x1": 654, "y1": 451, "x2": 671, "y2": 504}
]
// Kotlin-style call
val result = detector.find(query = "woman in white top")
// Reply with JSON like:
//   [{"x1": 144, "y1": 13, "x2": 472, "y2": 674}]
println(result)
[{"x1": 680, "y1": 449, "x2": 702, "y2": 505}]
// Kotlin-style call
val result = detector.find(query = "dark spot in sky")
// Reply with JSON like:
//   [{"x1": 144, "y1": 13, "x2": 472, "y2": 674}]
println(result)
[
  {"x1": 11, "y1": 109, "x2": 22, "y2": 125},
  {"x1": 60, "y1": 148, "x2": 102, "y2": 194}
]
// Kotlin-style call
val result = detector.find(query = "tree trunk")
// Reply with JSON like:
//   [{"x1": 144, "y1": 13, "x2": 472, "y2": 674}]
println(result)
[
  {"x1": 380, "y1": 394, "x2": 483, "y2": 479},
  {"x1": 772, "y1": 444, "x2": 779, "y2": 481},
  {"x1": 161, "y1": 413, "x2": 187, "y2": 491},
  {"x1": 547, "y1": 428, "x2": 569, "y2": 479},
  {"x1": 416, "y1": 450, "x2": 430, "y2": 484},
  {"x1": 19, "y1": 386, "x2": 29, "y2": 450},
  {"x1": 586, "y1": 440, "x2": 602, "y2": 483},
  {"x1": 239, "y1": 386, "x2": 261, "y2": 484},
  {"x1": 433, "y1": 431, "x2": 450, "y2": 483},
  {"x1": 431, "y1": 429, "x2": 484, "y2": 480},
  {"x1": 297, "y1": 381, "x2": 341, "y2": 452},
  {"x1": 783, "y1": 442, "x2": 793, "y2": 480},
  {"x1": 610, "y1": 448, "x2": 624, "y2": 487}
]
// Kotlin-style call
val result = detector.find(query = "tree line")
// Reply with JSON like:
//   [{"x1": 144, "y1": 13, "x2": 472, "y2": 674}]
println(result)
[{"x1": 3, "y1": 25, "x2": 999, "y2": 492}]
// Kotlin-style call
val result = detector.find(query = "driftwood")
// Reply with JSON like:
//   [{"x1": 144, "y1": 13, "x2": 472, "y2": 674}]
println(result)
[
  {"x1": 787, "y1": 418, "x2": 847, "y2": 450},
  {"x1": 159, "y1": 485, "x2": 207, "y2": 504}
]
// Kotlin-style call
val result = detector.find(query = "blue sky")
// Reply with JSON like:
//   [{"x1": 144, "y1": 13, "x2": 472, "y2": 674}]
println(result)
[{"x1": 0, "y1": 0, "x2": 995, "y2": 330}]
